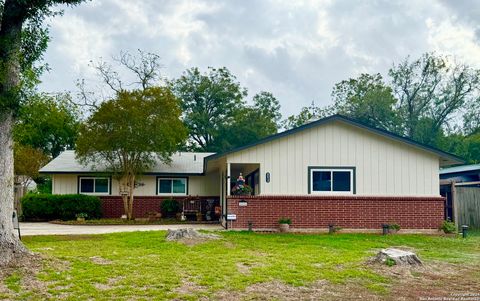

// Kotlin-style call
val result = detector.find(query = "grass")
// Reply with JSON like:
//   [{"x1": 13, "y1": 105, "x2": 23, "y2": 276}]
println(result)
[{"x1": 2, "y1": 231, "x2": 480, "y2": 300}]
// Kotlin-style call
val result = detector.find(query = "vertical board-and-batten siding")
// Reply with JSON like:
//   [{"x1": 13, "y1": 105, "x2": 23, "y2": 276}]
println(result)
[
  {"x1": 225, "y1": 121, "x2": 440, "y2": 196},
  {"x1": 52, "y1": 172, "x2": 220, "y2": 196}
]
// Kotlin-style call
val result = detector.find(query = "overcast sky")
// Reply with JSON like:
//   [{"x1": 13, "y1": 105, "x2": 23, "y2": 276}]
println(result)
[{"x1": 39, "y1": 0, "x2": 480, "y2": 117}]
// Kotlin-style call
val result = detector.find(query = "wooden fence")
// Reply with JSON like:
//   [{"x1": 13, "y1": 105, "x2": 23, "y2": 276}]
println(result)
[{"x1": 456, "y1": 187, "x2": 480, "y2": 229}]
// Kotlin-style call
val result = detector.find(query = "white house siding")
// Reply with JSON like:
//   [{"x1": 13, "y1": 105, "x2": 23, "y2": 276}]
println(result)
[
  {"x1": 52, "y1": 172, "x2": 220, "y2": 196},
  {"x1": 225, "y1": 121, "x2": 440, "y2": 196}
]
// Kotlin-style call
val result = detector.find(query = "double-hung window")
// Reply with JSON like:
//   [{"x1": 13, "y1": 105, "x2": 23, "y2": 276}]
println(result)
[
  {"x1": 157, "y1": 177, "x2": 187, "y2": 195},
  {"x1": 309, "y1": 167, "x2": 354, "y2": 194},
  {"x1": 79, "y1": 177, "x2": 110, "y2": 195}
]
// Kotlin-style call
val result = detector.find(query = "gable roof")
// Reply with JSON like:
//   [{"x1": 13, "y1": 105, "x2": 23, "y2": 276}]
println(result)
[
  {"x1": 205, "y1": 114, "x2": 464, "y2": 166},
  {"x1": 39, "y1": 150, "x2": 214, "y2": 175}
]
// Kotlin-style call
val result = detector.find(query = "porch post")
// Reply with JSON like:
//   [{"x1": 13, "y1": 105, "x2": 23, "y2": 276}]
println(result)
[{"x1": 227, "y1": 163, "x2": 231, "y2": 196}]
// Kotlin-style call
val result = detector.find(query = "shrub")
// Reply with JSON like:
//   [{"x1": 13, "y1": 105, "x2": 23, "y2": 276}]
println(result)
[
  {"x1": 161, "y1": 199, "x2": 179, "y2": 217},
  {"x1": 22, "y1": 194, "x2": 102, "y2": 221},
  {"x1": 278, "y1": 217, "x2": 292, "y2": 225},
  {"x1": 440, "y1": 219, "x2": 457, "y2": 234},
  {"x1": 76, "y1": 213, "x2": 88, "y2": 219}
]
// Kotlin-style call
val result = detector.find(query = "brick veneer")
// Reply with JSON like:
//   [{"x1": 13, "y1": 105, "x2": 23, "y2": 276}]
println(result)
[
  {"x1": 226, "y1": 195, "x2": 445, "y2": 230},
  {"x1": 100, "y1": 196, "x2": 219, "y2": 218}
]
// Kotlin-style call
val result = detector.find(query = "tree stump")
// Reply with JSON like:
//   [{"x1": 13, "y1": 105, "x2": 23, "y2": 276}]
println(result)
[
  {"x1": 374, "y1": 248, "x2": 422, "y2": 266},
  {"x1": 165, "y1": 228, "x2": 219, "y2": 241}
]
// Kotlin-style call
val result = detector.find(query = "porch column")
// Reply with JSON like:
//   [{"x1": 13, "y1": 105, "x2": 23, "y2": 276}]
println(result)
[{"x1": 227, "y1": 162, "x2": 231, "y2": 196}]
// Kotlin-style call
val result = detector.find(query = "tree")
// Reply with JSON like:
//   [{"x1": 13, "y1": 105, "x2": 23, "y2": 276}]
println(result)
[
  {"x1": 13, "y1": 144, "x2": 49, "y2": 213},
  {"x1": 251, "y1": 91, "x2": 282, "y2": 130},
  {"x1": 14, "y1": 144, "x2": 49, "y2": 186},
  {"x1": 14, "y1": 93, "x2": 79, "y2": 158},
  {"x1": 213, "y1": 92, "x2": 282, "y2": 151},
  {"x1": 76, "y1": 87, "x2": 187, "y2": 220},
  {"x1": 171, "y1": 67, "x2": 248, "y2": 151},
  {"x1": 0, "y1": 0, "x2": 86, "y2": 266},
  {"x1": 389, "y1": 53, "x2": 480, "y2": 144},
  {"x1": 76, "y1": 49, "x2": 163, "y2": 111},
  {"x1": 331, "y1": 73, "x2": 399, "y2": 132},
  {"x1": 283, "y1": 102, "x2": 334, "y2": 130}
]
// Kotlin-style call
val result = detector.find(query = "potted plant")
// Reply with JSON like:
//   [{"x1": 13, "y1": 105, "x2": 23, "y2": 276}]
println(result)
[
  {"x1": 278, "y1": 217, "x2": 291, "y2": 233},
  {"x1": 161, "y1": 199, "x2": 179, "y2": 218},
  {"x1": 231, "y1": 174, "x2": 253, "y2": 196},
  {"x1": 388, "y1": 223, "x2": 401, "y2": 234},
  {"x1": 440, "y1": 219, "x2": 457, "y2": 236},
  {"x1": 76, "y1": 213, "x2": 88, "y2": 223}
]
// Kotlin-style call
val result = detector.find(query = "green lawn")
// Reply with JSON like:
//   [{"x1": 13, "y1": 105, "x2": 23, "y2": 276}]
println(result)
[{"x1": 2, "y1": 231, "x2": 480, "y2": 300}]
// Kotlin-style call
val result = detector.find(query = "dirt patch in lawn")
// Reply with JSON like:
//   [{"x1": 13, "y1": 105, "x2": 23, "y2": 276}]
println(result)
[
  {"x1": 174, "y1": 278, "x2": 208, "y2": 295},
  {"x1": 0, "y1": 254, "x2": 66, "y2": 300},
  {"x1": 89, "y1": 256, "x2": 112, "y2": 265},
  {"x1": 214, "y1": 280, "x2": 382, "y2": 301},
  {"x1": 214, "y1": 261, "x2": 480, "y2": 301},
  {"x1": 371, "y1": 261, "x2": 480, "y2": 300}
]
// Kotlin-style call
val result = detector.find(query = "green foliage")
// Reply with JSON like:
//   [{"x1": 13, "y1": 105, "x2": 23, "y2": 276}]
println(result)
[
  {"x1": 278, "y1": 217, "x2": 292, "y2": 225},
  {"x1": 231, "y1": 184, "x2": 252, "y2": 196},
  {"x1": 21, "y1": 194, "x2": 101, "y2": 221},
  {"x1": 389, "y1": 53, "x2": 480, "y2": 145},
  {"x1": 0, "y1": 0, "x2": 87, "y2": 114},
  {"x1": 284, "y1": 53, "x2": 480, "y2": 162},
  {"x1": 14, "y1": 144, "x2": 49, "y2": 181},
  {"x1": 441, "y1": 220, "x2": 457, "y2": 234},
  {"x1": 385, "y1": 258, "x2": 396, "y2": 267},
  {"x1": 35, "y1": 176, "x2": 52, "y2": 194},
  {"x1": 160, "y1": 199, "x2": 179, "y2": 217},
  {"x1": 284, "y1": 102, "x2": 334, "y2": 130},
  {"x1": 331, "y1": 73, "x2": 399, "y2": 132},
  {"x1": 76, "y1": 87, "x2": 187, "y2": 175},
  {"x1": 171, "y1": 67, "x2": 248, "y2": 151},
  {"x1": 216, "y1": 94, "x2": 282, "y2": 152},
  {"x1": 75, "y1": 213, "x2": 88, "y2": 219},
  {"x1": 14, "y1": 93, "x2": 80, "y2": 158}
]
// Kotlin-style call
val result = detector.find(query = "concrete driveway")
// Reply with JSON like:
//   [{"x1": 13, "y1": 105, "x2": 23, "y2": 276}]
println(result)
[{"x1": 19, "y1": 222, "x2": 223, "y2": 236}]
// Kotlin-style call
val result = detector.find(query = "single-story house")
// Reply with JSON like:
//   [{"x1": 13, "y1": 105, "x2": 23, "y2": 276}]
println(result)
[{"x1": 40, "y1": 114, "x2": 464, "y2": 230}]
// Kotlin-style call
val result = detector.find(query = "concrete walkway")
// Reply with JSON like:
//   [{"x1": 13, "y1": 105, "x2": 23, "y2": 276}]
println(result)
[{"x1": 19, "y1": 222, "x2": 223, "y2": 236}]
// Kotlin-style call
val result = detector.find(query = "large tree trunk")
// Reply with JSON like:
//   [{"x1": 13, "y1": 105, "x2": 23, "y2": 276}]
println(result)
[
  {"x1": 0, "y1": 112, "x2": 29, "y2": 266},
  {"x1": 0, "y1": 0, "x2": 31, "y2": 266}
]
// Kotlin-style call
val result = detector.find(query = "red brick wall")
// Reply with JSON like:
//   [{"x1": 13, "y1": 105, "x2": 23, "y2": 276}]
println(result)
[
  {"x1": 100, "y1": 196, "x2": 219, "y2": 218},
  {"x1": 226, "y1": 195, "x2": 445, "y2": 230}
]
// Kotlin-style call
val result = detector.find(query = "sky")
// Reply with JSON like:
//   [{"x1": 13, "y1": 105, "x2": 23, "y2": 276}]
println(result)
[{"x1": 39, "y1": 0, "x2": 480, "y2": 118}]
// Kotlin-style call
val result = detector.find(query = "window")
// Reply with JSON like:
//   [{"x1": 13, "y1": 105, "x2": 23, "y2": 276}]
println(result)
[
  {"x1": 309, "y1": 168, "x2": 354, "y2": 194},
  {"x1": 157, "y1": 178, "x2": 187, "y2": 195},
  {"x1": 79, "y1": 177, "x2": 110, "y2": 195}
]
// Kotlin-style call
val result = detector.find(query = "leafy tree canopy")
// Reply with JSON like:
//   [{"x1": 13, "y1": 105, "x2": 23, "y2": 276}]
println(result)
[
  {"x1": 14, "y1": 93, "x2": 80, "y2": 158},
  {"x1": 76, "y1": 87, "x2": 187, "y2": 219},
  {"x1": 171, "y1": 67, "x2": 248, "y2": 151},
  {"x1": 14, "y1": 143, "x2": 49, "y2": 185}
]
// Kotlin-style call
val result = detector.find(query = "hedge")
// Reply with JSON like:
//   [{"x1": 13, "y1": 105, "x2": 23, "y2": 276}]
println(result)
[{"x1": 21, "y1": 194, "x2": 102, "y2": 221}]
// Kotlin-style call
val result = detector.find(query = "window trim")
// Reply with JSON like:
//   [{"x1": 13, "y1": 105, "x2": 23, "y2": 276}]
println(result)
[
  {"x1": 78, "y1": 176, "x2": 111, "y2": 195},
  {"x1": 308, "y1": 166, "x2": 356, "y2": 195},
  {"x1": 156, "y1": 176, "x2": 188, "y2": 196}
]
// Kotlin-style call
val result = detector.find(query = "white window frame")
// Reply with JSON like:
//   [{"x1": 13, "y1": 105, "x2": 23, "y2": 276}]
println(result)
[
  {"x1": 157, "y1": 177, "x2": 187, "y2": 196},
  {"x1": 309, "y1": 168, "x2": 354, "y2": 195},
  {"x1": 79, "y1": 177, "x2": 110, "y2": 195}
]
